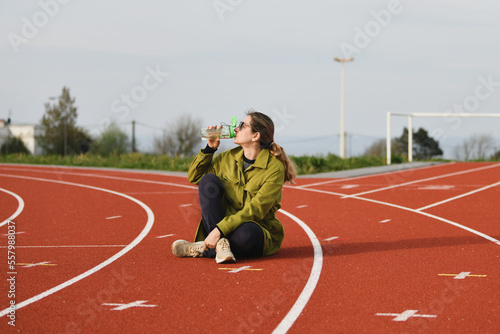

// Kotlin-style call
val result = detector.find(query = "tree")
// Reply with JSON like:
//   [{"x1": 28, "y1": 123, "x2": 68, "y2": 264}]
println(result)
[
  {"x1": 154, "y1": 115, "x2": 202, "y2": 157},
  {"x1": 363, "y1": 138, "x2": 385, "y2": 157},
  {"x1": 393, "y1": 127, "x2": 443, "y2": 160},
  {"x1": 0, "y1": 137, "x2": 30, "y2": 155},
  {"x1": 453, "y1": 134, "x2": 494, "y2": 161},
  {"x1": 39, "y1": 86, "x2": 91, "y2": 155},
  {"x1": 491, "y1": 149, "x2": 500, "y2": 161},
  {"x1": 93, "y1": 121, "x2": 130, "y2": 156}
]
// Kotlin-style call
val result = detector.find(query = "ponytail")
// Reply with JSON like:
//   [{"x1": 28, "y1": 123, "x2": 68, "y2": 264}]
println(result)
[{"x1": 269, "y1": 142, "x2": 297, "y2": 184}]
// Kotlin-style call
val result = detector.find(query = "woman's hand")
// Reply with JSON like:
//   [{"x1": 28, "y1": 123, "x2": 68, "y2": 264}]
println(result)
[
  {"x1": 204, "y1": 228, "x2": 221, "y2": 251},
  {"x1": 207, "y1": 125, "x2": 221, "y2": 150}
]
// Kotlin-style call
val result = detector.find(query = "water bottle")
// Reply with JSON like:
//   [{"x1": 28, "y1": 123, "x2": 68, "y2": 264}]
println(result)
[{"x1": 201, "y1": 116, "x2": 237, "y2": 140}]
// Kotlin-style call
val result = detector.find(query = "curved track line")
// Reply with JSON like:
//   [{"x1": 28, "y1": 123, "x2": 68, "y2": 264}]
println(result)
[
  {"x1": 0, "y1": 166, "x2": 196, "y2": 190},
  {"x1": 0, "y1": 164, "x2": 188, "y2": 179},
  {"x1": 294, "y1": 186, "x2": 500, "y2": 246},
  {"x1": 0, "y1": 187, "x2": 25, "y2": 228},
  {"x1": 0, "y1": 174, "x2": 155, "y2": 318},
  {"x1": 0, "y1": 167, "x2": 324, "y2": 333},
  {"x1": 273, "y1": 209, "x2": 323, "y2": 334}
]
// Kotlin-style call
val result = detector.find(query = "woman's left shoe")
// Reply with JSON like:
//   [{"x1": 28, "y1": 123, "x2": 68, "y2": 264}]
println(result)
[{"x1": 215, "y1": 238, "x2": 236, "y2": 264}]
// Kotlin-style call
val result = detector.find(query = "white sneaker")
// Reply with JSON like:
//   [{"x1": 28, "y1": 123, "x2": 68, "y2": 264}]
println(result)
[
  {"x1": 215, "y1": 238, "x2": 236, "y2": 264},
  {"x1": 171, "y1": 240, "x2": 204, "y2": 258}
]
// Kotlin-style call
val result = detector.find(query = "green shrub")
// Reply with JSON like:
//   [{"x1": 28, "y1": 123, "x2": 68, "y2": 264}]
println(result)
[
  {"x1": 1, "y1": 137, "x2": 30, "y2": 155},
  {"x1": 0, "y1": 152, "x2": 390, "y2": 175}
]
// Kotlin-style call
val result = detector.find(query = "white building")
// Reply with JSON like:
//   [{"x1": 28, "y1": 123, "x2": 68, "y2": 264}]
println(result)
[{"x1": 0, "y1": 119, "x2": 43, "y2": 155}]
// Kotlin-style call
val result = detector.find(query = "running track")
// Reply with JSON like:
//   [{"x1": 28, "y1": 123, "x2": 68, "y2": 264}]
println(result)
[{"x1": 0, "y1": 162, "x2": 499, "y2": 333}]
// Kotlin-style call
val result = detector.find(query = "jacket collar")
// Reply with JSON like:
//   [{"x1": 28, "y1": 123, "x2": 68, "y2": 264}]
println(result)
[{"x1": 232, "y1": 146, "x2": 270, "y2": 169}]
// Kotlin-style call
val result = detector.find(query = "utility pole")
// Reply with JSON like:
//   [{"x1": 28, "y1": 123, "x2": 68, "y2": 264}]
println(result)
[
  {"x1": 64, "y1": 123, "x2": 67, "y2": 156},
  {"x1": 334, "y1": 57, "x2": 354, "y2": 159},
  {"x1": 132, "y1": 120, "x2": 136, "y2": 153}
]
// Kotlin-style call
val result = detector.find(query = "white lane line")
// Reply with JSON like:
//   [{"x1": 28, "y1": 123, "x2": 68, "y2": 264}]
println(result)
[
  {"x1": 342, "y1": 163, "x2": 499, "y2": 198},
  {"x1": 454, "y1": 272, "x2": 471, "y2": 280},
  {"x1": 294, "y1": 178, "x2": 349, "y2": 188},
  {"x1": 106, "y1": 216, "x2": 122, "y2": 220},
  {"x1": 18, "y1": 261, "x2": 56, "y2": 268},
  {"x1": 102, "y1": 300, "x2": 157, "y2": 310},
  {"x1": 341, "y1": 185, "x2": 358, "y2": 189},
  {"x1": 0, "y1": 245, "x2": 127, "y2": 248},
  {"x1": 418, "y1": 185, "x2": 454, "y2": 190},
  {"x1": 0, "y1": 166, "x2": 197, "y2": 190},
  {"x1": 126, "y1": 191, "x2": 194, "y2": 195},
  {"x1": 227, "y1": 266, "x2": 252, "y2": 273},
  {"x1": 295, "y1": 162, "x2": 453, "y2": 188},
  {"x1": 438, "y1": 273, "x2": 487, "y2": 279},
  {"x1": 376, "y1": 309, "x2": 437, "y2": 321},
  {"x1": 0, "y1": 174, "x2": 155, "y2": 318},
  {"x1": 0, "y1": 164, "x2": 188, "y2": 179},
  {"x1": 293, "y1": 186, "x2": 500, "y2": 246},
  {"x1": 0, "y1": 187, "x2": 25, "y2": 228},
  {"x1": 155, "y1": 234, "x2": 175, "y2": 239},
  {"x1": 1, "y1": 231, "x2": 26, "y2": 236},
  {"x1": 379, "y1": 219, "x2": 391, "y2": 223},
  {"x1": 417, "y1": 181, "x2": 500, "y2": 211},
  {"x1": 273, "y1": 209, "x2": 323, "y2": 334},
  {"x1": 323, "y1": 236, "x2": 339, "y2": 241}
]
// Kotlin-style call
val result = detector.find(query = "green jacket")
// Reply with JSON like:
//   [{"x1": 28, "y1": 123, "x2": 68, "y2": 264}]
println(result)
[{"x1": 188, "y1": 146, "x2": 285, "y2": 256}]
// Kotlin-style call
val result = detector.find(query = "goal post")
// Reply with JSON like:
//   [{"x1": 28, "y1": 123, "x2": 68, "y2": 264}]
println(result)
[{"x1": 386, "y1": 112, "x2": 500, "y2": 165}]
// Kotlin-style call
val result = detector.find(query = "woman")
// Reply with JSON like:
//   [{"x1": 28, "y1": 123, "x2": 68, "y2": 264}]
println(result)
[{"x1": 171, "y1": 109, "x2": 296, "y2": 263}]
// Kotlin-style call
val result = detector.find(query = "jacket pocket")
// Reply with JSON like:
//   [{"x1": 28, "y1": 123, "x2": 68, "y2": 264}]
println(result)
[
  {"x1": 221, "y1": 175, "x2": 244, "y2": 209},
  {"x1": 244, "y1": 179, "x2": 261, "y2": 200}
]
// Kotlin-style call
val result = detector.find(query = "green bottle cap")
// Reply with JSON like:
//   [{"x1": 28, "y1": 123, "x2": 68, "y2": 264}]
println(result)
[{"x1": 229, "y1": 115, "x2": 237, "y2": 138}]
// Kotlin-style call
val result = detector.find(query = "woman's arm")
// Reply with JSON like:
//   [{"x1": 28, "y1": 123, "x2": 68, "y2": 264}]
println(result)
[
  {"x1": 187, "y1": 132, "x2": 221, "y2": 184},
  {"x1": 203, "y1": 228, "x2": 221, "y2": 250}
]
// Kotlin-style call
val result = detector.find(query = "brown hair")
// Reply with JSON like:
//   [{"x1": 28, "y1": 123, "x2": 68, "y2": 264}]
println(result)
[{"x1": 247, "y1": 109, "x2": 297, "y2": 184}]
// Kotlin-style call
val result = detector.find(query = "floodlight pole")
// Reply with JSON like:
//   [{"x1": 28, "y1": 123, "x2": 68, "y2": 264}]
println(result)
[
  {"x1": 334, "y1": 57, "x2": 354, "y2": 159},
  {"x1": 387, "y1": 112, "x2": 391, "y2": 165},
  {"x1": 408, "y1": 115, "x2": 413, "y2": 163},
  {"x1": 132, "y1": 120, "x2": 136, "y2": 153}
]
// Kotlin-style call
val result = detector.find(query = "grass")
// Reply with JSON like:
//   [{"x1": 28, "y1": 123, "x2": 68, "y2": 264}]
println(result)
[
  {"x1": 0, "y1": 153, "x2": 193, "y2": 172},
  {"x1": 0, "y1": 152, "x2": 395, "y2": 175},
  {"x1": 290, "y1": 154, "x2": 387, "y2": 175}
]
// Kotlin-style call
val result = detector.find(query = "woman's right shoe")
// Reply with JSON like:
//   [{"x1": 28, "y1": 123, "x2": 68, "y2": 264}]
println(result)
[{"x1": 171, "y1": 240, "x2": 204, "y2": 258}]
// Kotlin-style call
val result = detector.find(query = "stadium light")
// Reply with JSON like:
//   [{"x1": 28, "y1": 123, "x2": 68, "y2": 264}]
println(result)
[{"x1": 334, "y1": 57, "x2": 354, "y2": 159}]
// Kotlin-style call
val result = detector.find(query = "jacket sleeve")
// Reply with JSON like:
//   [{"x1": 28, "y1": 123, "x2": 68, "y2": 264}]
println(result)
[
  {"x1": 217, "y1": 166, "x2": 284, "y2": 236},
  {"x1": 187, "y1": 149, "x2": 217, "y2": 185}
]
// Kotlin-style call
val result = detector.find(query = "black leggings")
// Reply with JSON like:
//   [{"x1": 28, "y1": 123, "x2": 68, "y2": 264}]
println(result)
[{"x1": 198, "y1": 173, "x2": 264, "y2": 258}]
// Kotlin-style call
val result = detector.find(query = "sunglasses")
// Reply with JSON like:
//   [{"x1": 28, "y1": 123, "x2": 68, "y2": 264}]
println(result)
[{"x1": 237, "y1": 121, "x2": 249, "y2": 130}]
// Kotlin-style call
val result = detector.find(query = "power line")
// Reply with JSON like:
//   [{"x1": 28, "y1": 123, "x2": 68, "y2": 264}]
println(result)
[{"x1": 134, "y1": 121, "x2": 164, "y2": 132}]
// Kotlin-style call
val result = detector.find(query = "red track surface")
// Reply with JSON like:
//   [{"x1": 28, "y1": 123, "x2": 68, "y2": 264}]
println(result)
[{"x1": 0, "y1": 162, "x2": 499, "y2": 333}]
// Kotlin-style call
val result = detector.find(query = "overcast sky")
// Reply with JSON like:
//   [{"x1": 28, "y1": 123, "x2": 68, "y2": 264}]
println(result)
[{"x1": 1, "y1": 0, "x2": 499, "y2": 156}]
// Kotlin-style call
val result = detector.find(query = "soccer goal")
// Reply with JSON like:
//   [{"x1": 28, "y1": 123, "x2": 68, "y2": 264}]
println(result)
[{"x1": 386, "y1": 112, "x2": 500, "y2": 165}]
